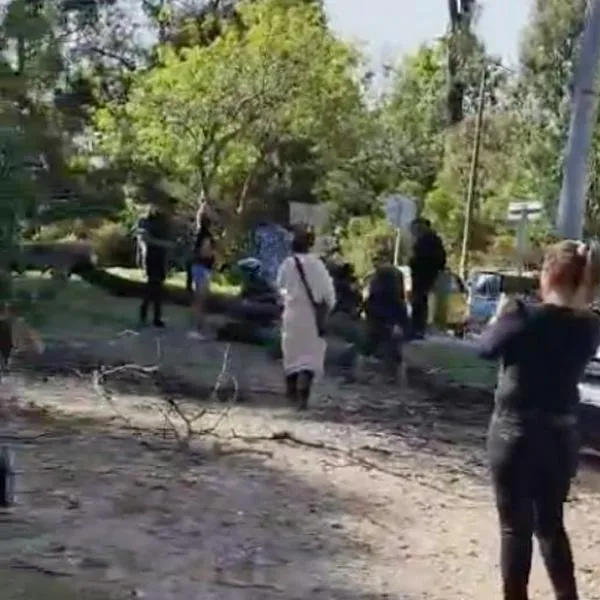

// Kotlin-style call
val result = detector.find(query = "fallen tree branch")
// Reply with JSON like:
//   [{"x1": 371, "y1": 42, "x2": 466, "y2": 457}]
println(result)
[
  {"x1": 92, "y1": 337, "x2": 239, "y2": 452},
  {"x1": 227, "y1": 429, "x2": 476, "y2": 500},
  {"x1": 9, "y1": 558, "x2": 73, "y2": 578}
]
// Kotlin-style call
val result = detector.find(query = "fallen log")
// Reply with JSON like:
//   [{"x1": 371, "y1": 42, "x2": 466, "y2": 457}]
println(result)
[
  {"x1": 14, "y1": 242, "x2": 281, "y2": 324},
  {"x1": 71, "y1": 261, "x2": 280, "y2": 322}
]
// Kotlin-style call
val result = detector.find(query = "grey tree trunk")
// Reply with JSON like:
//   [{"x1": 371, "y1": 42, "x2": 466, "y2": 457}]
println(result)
[{"x1": 557, "y1": 0, "x2": 600, "y2": 239}]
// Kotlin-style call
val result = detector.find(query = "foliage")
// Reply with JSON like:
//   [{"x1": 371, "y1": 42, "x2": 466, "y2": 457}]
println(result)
[
  {"x1": 1, "y1": 0, "x2": 598, "y2": 294},
  {"x1": 90, "y1": 222, "x2": 137, "y2": 267},
  {"x1": 339, "y1": 217, "x2": 399, "y2": 281},
  {"x1": 95, "y1": 0, "x2": 361, "y2": 221}
]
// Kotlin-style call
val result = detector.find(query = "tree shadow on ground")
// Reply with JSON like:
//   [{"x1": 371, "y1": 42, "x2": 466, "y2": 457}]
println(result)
[
  {"x1": 1, "y1": 402, "x2": 422, "y2": 600},
  {"x1": 17, "y1": 329, "x2": 600, "y2": 491},
  {"x1": 19, "y1": 341, "x2": 493, "y2": 489}
]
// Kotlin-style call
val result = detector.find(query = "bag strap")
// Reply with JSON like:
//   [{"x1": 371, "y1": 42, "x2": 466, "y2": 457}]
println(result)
[{"x1": 293, "y1": 255, "x2": 318, "y2": 310}]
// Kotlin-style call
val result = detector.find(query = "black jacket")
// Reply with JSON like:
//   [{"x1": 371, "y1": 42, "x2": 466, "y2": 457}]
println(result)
[
  {"x1": 410, "y1": 230, "x2": 446, "y2": 285},
  {"x1": 138, "y1": 213, "x2": 170, "y2": 278}
]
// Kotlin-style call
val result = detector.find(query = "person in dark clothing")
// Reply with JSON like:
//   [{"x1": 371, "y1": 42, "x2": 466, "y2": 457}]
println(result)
[
  {"x1": 330, "y1": 262, "x2": 362, "y2": 318},
  {"x1": 478, "y1": 240, "x2": 600, "y2": 600},
  {"x1": 409, "y1": 218, "x2": 446, "y2": 339},
  {"x1": 137, "y1": 205, "x2": 173, "y2": 328},
  {"x1": 364, "y1": 265, "x2": 409, "y2": 380}
]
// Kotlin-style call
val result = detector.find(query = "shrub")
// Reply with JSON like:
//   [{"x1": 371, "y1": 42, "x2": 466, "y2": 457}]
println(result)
[
  {"x1": 90, "y1": 222, "x2": 136, "y2": 267},
  {"x1": 339, "y1": 217, "x2": 407, "y2": 281}
]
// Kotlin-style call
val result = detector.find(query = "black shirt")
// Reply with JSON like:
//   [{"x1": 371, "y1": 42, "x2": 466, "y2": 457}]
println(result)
[
  {"x1": 366, "y1": 267, "x2": 408, "y2": 327},
  {"x1": 138, "y1": 213, "x2": 170, "y2": 275},
  {"x1": 478, "y1": 303, "x2": 600, "y2": 416},
  {"x1": 193, "y1": 227, "x2": 215, "y2": 270},
  {"x1": 410, "y1": 231, "x2": 446, "y2": 284}
]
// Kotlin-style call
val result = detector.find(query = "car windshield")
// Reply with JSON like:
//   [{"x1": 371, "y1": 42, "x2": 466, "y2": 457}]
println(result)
[{"x1": 470, "y1": 272, "x2": 502, "y2": 297}]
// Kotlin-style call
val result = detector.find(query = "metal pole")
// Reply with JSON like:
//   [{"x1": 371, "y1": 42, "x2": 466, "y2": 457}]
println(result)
[
  {"x1": 516, "y1": 211, "x2": 528, "y2": 277},
  {"x1": 557, "y1": 0, "x2": 600, "y2": 240},
  {"x1": 393, "y1": 228, "x2": 401, "y2": 266},
  {"x1": 459, "y1": 66, "x2": 487, "y2": 280}
]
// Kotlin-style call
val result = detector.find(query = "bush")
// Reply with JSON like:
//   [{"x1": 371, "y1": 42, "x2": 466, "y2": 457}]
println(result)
[
  {"x1": 339, "y1": 217, "x2": 407, "y2": 281},
  {"x1": 90, "y1": 222, "x2": 136, "y2": 267}
]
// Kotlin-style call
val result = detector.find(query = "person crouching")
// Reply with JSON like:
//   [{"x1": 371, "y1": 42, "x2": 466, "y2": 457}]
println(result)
[{"x1": 364, "y1": 264, "x2": 409, "y2": 383}]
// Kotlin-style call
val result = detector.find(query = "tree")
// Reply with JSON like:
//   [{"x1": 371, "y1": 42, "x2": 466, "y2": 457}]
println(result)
[
  {"x1": 95, "y1": 0, "x2": 361, "y2": 222},
  {"x1": 446, "y1": 0, "x2": 478, "y2": 124},
  {"x1": 426, "y1": 110, "x2": 534, "y2": 260},
  {"x1": 515, "y1": 0, "x2": 587, "y2": 222}
]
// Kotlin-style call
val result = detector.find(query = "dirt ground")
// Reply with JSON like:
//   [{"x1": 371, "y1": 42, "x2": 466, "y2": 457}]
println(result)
[{"x1": 2, "y1": 332, "x2": 600, "y2": 600}]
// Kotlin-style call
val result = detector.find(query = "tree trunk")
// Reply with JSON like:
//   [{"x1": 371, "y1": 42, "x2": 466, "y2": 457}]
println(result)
[{"x1": 447, "y1": 0, "x2": 476, "y2": 125}]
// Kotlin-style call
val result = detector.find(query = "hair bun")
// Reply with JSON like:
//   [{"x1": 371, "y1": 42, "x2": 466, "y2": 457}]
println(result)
[{"x1": 586, "y1": 241, "x2": 600, "y2": 288}]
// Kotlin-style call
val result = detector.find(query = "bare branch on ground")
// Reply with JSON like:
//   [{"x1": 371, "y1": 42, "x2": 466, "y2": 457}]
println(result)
[{"x1": 92, "y1": 336, "x2": 239, "y2": 452}]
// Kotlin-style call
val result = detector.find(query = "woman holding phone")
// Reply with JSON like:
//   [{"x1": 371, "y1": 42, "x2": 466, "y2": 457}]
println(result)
[{"x1": 478, "y1": 240, "x2": 600, "y2": 600}]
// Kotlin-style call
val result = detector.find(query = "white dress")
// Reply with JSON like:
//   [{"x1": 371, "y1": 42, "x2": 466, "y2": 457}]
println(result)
[{"x1": 276, "y1": 253, "x2": 336, "y2": 377}]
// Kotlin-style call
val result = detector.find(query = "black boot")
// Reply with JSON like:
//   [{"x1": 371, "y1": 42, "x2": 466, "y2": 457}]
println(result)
[
  {"x1": 285, "y1": 373, "x2": 298, "y2": 403},
  {"x1": 296, "y1": 370, "x2": 314, "y2": 411}
]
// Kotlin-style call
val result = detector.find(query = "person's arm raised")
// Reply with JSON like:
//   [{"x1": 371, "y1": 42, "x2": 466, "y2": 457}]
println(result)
[{"x1": 478, "y1": 295, "x2": 525, "y2": 360}]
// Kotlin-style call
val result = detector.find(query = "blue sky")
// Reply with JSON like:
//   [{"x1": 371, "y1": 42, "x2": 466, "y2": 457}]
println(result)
[{"x1": 325, "y1": 0, "x2": 534, "y2": 67}]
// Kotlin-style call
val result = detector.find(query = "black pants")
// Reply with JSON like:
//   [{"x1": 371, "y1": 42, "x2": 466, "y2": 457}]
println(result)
[
  {"x1": 285, "y1": 370, "x2": 314, "y2": 410},
  {"x1": 411, "y1": 277, "x2": 433, "y2": 336},
  {"x1": 140, "y1": 274, "x2": 165, "y2": 324},
  {"x1": 364, "y1": 320, "x2": 401, "y2": 377},
  {"x1": 185, "y1": 259, "x2": 193, "y2": 293},
  {"x1": 488, "y1": 415, "x2": 579, "y2": 600}
]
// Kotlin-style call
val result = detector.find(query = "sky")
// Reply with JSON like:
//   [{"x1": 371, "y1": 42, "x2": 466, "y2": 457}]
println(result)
[{"x1": 325, "y1": 0, "x2": 535, "y2": 68}]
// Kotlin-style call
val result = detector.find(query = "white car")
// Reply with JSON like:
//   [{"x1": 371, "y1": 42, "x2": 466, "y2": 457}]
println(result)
[{"x1": 585, "y1": 345, "x2": 600, "y2": 378}]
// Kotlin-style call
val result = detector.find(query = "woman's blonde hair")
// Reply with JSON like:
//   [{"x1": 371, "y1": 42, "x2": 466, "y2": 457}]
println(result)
[{"x1": 542, "y1": 240, "x2": 600, "y2": 294}]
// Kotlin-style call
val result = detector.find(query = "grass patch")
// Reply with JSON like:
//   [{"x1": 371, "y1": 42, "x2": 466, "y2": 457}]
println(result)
[
  {"x1": 107, "y1": 267, "x2": 239, "y2": 296},
  {"x1": 11, "y1": 266, "x2": 242, "y2": 340},
  {"x1": 12, "y1": 272, "x2": 191, "y2": 339},
  {"x1": 405, "y1": 339, "x2": 497, "y2": 389}
]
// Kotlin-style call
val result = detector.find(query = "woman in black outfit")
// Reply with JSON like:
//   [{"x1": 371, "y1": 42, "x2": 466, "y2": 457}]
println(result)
[{"x1": 478, "y1": 240, "x2": 600, "y2": 600}]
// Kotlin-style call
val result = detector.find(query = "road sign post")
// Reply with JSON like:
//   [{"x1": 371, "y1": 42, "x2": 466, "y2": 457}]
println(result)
[
  {"x1": 383, "y1": 195, "x2": 416, "y2": 266},
  {"x1": 507, "y1": 201, "x2": 543, "y2": 274}
]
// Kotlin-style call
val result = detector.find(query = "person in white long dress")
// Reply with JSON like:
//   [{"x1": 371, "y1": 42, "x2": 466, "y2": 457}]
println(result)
[{"x1": 276, "y1": 228, "x2": 336, "y2": 409}]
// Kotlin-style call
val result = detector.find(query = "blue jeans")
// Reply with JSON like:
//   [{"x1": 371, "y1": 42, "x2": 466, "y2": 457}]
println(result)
[{"x1": 191, "y1": 264, "x2": 211, "y2": 292}]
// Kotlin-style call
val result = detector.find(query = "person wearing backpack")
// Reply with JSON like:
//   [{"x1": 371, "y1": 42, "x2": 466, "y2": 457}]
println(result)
[{"x1": 276, "y1": 227, "x2": 336, "y2": 409}]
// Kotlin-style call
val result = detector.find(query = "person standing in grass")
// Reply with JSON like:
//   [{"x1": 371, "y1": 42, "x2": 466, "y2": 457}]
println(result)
[
  {"x1": 478, "y1": 240, "x2": 600, "y2": 600},
  {"x1": 408, "y1": 217, "x2": 446, "y2": 339},
  {"x1": 137, "y1": 203, "x2": 173, "y2": 328},
  {"x1": 188, "y1": 215, "x2": 215, "y2": 340}
]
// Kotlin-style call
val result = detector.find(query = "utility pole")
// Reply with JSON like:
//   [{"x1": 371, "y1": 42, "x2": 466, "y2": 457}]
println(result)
[
  {"x1": 556, "y1": 0, "x2": 600, "y2": 240},
  {"x1": 459, "y1": 65, "x2": 487, "y2": 280}
]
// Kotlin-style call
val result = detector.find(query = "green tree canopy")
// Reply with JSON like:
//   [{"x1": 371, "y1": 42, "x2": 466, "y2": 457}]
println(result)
[{"x1": 95, "y1": 0, "x2": 362, "y2": 221}]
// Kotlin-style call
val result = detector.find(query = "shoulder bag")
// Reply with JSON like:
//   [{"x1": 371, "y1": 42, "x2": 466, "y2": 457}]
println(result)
[{"x1": 293, "y1": 255, "x2": 328, "y2": 337}]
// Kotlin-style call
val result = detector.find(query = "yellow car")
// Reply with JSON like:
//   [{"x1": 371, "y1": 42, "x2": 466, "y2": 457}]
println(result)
[
  {"x1": 396, "y1": 266, "x2": 468, "y2": 337},
  {"x1": 364, "y1": 266, "x2": 469, "y2": 337}
]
